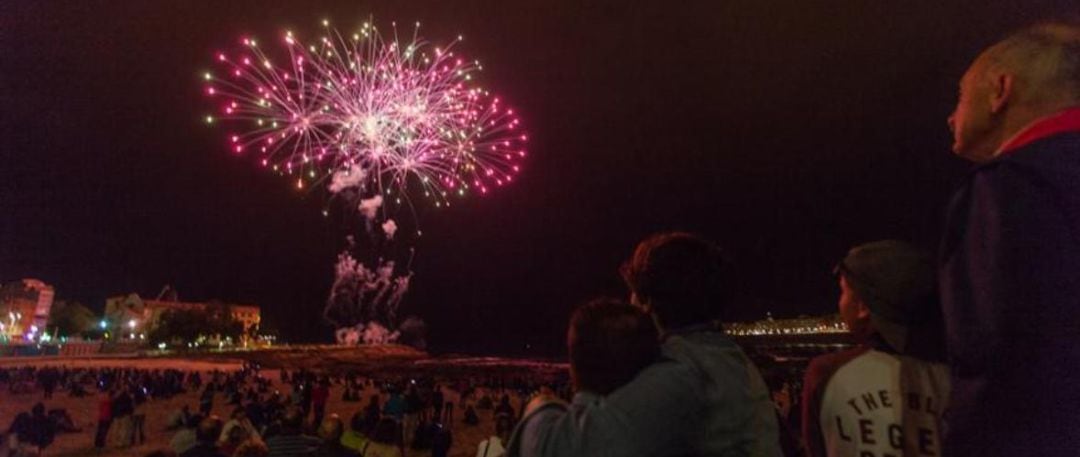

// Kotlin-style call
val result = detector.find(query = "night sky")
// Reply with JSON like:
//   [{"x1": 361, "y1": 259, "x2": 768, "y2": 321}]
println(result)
[{"x1": 2, "y1": 0, "x2": 1074, "y2": 356}]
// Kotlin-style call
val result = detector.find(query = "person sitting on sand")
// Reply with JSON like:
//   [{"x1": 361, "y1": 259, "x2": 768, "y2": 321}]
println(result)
[
  {"x1": 266, "y1": 409, "x2": 321, "y2": 457},
  {"x1": 170, "y1": 414, "x2": 203, "y2": 455},
  {"x1": 179, "y1": 416, "x2": 225, "y2": 457},
  {"x1": 312, "y1": 415, "x2": 357, "y2": 457},
  {"x1": 356, "y1": 418, "x2": 404, "y2": 457}
]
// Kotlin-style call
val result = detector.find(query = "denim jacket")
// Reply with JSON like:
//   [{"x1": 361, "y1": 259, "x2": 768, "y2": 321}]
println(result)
[{"x1": 508, "y1": 328, "x2": 782, "y2": 457}]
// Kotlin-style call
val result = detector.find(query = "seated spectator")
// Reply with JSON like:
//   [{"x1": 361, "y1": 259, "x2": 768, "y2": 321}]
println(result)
[
  {"x1": 47, "y1": 408, "x2": 81, "y2": 433},
  {"x1": 313, "y1": 415, "x2": 357, "y2": 457},
  {"x1": 802, "y1": 241, "x2": 949, "y2": 457},
  {"x1": 170, "y1": 414, "x2": 204, "y2": 455},
  {"x1": 179, "y1": 416, "x2": 225, "y2": 457},
  {"x1": 219, "y1": 422, "x2": 251, "y2": 456},
  {"x1": 166, "y1": 405, "x2": 193, "y2": 431},
  {"x1": 220, "y1": 407, "x2": 260, "y2": 446},
  {"x1": 357, "y1": 418, "x2": 403, "y2": 457},
  {"x1": 265, "y1": 409, "x2": 321, "y2": 457},
  {"x1": 233, "y1": 440, "x2": 271, "y2": 457}
]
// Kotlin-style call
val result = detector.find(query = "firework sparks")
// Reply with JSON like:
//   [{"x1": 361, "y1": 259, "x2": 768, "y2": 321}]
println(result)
[{"x1": 203, "y1": 20, "x2": 528, "y2": 209}]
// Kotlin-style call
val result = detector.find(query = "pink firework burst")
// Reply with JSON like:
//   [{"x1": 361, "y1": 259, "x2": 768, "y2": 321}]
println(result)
[{"x1": 203, "y1": 20, "x2": 527, "y2": 208}]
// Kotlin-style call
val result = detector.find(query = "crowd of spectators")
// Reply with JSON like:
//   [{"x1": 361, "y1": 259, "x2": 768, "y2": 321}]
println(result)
[{"x1": 1, "y1": 362, "x2": 568, "y2": 457}]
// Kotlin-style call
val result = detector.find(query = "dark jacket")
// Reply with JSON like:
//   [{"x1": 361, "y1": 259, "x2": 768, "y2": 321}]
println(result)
[{"x1": 940, "y1": 131, "x2": 1080, "y2": 456}]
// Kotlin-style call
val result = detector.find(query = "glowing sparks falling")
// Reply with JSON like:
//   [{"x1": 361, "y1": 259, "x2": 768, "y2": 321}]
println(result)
[{"x1": 202, "y1": 20, "x2": 528, "y2": 208}]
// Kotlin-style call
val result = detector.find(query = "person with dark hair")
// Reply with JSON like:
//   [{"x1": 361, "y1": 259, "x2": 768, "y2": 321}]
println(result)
[
  {"x1": 942, "y1": 21, "x2": 1080, "y2": 457},
  {"x1": 220, "y1": 407, "x2": 260, "y2": 447},
  {"x1": 567, "y1": 298, "x2": 660, "y2": 396},
  {"x1": 312, "y1": 378, "x2": 331, "y2": 428},
  {"x1": 802, "y1": 241, "x2": 949, "y2": 457},
  {"x1": 199, "y1": 385, "x2": 215, "y2": 417},
  {"x1": 170, "y1": 414, "x2": 204, "y2": 455},
  {"x1": 462, "y1": 404, "x2": 480, "y2": 426},
  {"x1": 110, "y1": 385, "x2": 134, "y2": 447},
  {"x1": 340, "y1": 411, "x2": 371, "y2": 454},
  {"x1": 233, "y1": 440, "x2": 270, "y2": 457},
  {"x1": 362, "y1": 395, "x2": 381, "y2": 433},
  {"x1": 265, "y1": 409, "x2": 320, "y2": 457},
  {"x1": 477, "y1": 414, "x2": 513, "y2": 457},
  {"x1": 94, "y1": 388, "x2": 114, "y2": 449},
  {"x1": 312, "y1": 415, "x2": 357, "y2": 457},
  {"x1": 510, "y1": 232, "x2": 781, "y2": 457},
  {"x1": 430, "y1": 419, "x2": 452, "y2": 457},
  {"x1": 358, "y1": 418, "x2": 403, "y2": 457},
  {"x1": 179, "y1": 416, "x2": 226, "y2": 457}
]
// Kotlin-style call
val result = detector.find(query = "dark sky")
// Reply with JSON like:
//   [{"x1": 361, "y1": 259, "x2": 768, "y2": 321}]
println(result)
[{"x1": 2, "y1": 0, "x2": 1074, "y2": 356}]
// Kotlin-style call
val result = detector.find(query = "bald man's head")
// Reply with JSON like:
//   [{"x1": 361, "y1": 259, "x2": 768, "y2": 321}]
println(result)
[{"x1": 949, "y1": 21, "x2": 1080, "y2": 162}]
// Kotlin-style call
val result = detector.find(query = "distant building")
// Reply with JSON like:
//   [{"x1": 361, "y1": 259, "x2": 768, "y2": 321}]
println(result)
[
  {"x1": 723, "y1": 314, "x2": 848, "y2": 336},
  {"x1": 0, "y1": 279, "x2": 55, "y2": 342},
  {"x1": 104, "y1": 288, "x2": 260, "y2": 344}
]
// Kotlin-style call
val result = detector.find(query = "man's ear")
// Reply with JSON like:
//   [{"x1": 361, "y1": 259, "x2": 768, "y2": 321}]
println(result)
[
  {"x1": 856, "y1": 300, "x2": 872, "y2": 321},
  {"x1": 990, "y1": 72, "x2": 1014, "y2": 114}
]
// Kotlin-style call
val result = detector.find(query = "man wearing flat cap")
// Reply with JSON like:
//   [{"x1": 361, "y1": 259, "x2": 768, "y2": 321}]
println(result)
[{"x1": 802, "y1": 241, "x2": 949, "y2": 457}]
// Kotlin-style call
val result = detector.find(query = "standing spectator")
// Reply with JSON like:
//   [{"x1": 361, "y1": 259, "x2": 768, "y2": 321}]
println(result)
[
  {"x1": 94, "y1": 388, "x2": 113, "y2": 449},
  {"x1": 802, "y1": 241, "x2": 949, "y2": 457},
  {"x1": 131, "y1": 387, "x2": 148, "y2": 445},
  {"x1": 402, "y1": 385, "x2": 422, "y2": 446},
  {"x1": 430, "y1": 419, "x2": 452, "y2": 457},
  {"x1": 510, "y1": 233, "x2": 781, "y2": 457},
  {"x1": 39, "y1": 368, "x2": 58, "y2": 400},
  {"x1": 431, "y1": 386, "x2": 445, "y2": 423},
  {"x1": 312, "y1": 378, "x2": 330, "y2": 428},
  {"x1": 199, "y1": 385, "x2": 215, "y2": 416},
  {"x1": 110, "y1": 385, "x2": 134, "y2": 447},
  {"x1": 382, "y1": 391, "x2": 405, "y2": 423},
  {"x1": 942, "y1": 21, "x2": 1080, "y2": 457}
]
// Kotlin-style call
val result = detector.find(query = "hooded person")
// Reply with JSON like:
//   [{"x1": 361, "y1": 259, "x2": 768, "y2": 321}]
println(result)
[{"x1": 801, "y1": 240, "x2": 950, "y2": 457}]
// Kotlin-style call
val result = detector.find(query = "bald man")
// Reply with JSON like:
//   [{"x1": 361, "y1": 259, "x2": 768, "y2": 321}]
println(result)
[{"x1": 942, "y1": 21, "x2": 1080, "y2": 456}]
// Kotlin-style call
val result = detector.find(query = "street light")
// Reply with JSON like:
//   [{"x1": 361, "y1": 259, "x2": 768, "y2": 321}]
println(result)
[{"x1": 127, "y1": 319, "x2": 136, "y2": 329}]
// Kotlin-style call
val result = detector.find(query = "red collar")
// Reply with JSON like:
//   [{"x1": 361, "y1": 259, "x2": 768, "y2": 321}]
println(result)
[{"x1": 999, "y1": 106, "x2": 1080, "y2": 155}]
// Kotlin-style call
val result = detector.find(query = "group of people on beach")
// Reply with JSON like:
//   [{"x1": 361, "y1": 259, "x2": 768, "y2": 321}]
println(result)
[{"x1": 505, "y1": 20, "x2": 1080, "y2": 457}]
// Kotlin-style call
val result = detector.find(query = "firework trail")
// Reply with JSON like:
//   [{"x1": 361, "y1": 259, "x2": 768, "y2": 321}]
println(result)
[{"x1": 205, "y1": 19, "x2": 528, "y2": 343}]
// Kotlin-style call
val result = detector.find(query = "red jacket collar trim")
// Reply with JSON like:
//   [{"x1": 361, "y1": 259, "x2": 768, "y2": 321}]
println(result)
[{"x1": 999, "y1": 106, "x2": 1080, "y2": 155}]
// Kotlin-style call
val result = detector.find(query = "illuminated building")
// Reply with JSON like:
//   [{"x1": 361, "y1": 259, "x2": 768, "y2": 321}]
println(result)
[{"x1": 0, "y1": 279, "x2": 55, "y2": 342}]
